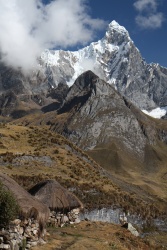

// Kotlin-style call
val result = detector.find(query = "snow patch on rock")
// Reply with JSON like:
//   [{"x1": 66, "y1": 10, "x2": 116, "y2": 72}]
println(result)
[{"x1": 142, "y1": 107, "x2": 167, "y2": 119}]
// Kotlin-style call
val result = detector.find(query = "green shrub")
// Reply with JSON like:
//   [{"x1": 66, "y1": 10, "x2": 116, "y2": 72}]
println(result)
[{"x1": 0, "y1": 182, "x2": 19, "y2": 229}]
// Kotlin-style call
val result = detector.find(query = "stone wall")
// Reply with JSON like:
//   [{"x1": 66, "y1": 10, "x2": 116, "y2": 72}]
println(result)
[
  {"x1": 48, "y1": 208, "x2": 81, "y2": 227},
  {"x1": 0, "y1": 218, "x2": 46, "y2": 250},
  {"x1": 0, "y1": 208, "x2": 82, "y2": 249}
]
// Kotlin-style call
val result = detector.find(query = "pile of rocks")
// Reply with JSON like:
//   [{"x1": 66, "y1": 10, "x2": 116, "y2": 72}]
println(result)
[
  {"x1": 48, "y1": 208, "x2": 81, "y2": 227},
  {"x1": 119, "y1": 213, "x2": 139, "y2": 237},
  {"x1": 0, "y1": 218, "x2": 46, "y2": 250}
]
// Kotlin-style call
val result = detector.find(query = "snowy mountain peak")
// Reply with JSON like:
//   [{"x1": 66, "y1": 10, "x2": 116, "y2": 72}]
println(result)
[
  {"x1": 106, "y1": 20, "x2": 129, "y2": 36},
  {"x1": 108, "y1": 20, "x2": 128, "y2": 33},
  {"x1": 105, "y1": 20, "x2": 130, "y2": 46},
  {"x1": 39, "y1": 20, "x2": 134, "y2": 89},
  {"x1": 38, "y1": 20, "x2": 167, "y2": 118}
]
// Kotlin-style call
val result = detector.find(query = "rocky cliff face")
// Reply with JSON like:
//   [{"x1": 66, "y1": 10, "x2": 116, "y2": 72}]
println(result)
[
  {"x1": 40, "y1": 70, "x2": 167, "y2": 175},
  {"x1": 44, "y1": 72, "x2": 149, "y2": 164},
  {"x1": 12, "y1": 70, "x2": 167, "y2": 172}
]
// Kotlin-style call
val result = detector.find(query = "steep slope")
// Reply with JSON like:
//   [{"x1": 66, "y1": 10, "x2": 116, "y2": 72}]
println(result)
[
  {"x1": 13, "y1": 70, "x2": 167, "y2": 174},
  {"x1": 1, "y1": 123, "x2": 165, "y2": 218},
  {"x1": 56, "y1": 71, "x2": 146, "y2": 158},
  {"x1": 47, "y1": 71, "x2": 165, "y2": 167}
]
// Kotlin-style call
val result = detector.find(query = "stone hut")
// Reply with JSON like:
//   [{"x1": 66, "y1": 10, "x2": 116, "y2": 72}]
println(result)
[
  {"x1": 29, "y1": 179, "x2": 83, "y2": 226},
  {"x1": 0, "y1": 173, "x2": 50, "y2": 249},
  {"x1": 0, "y1": 173, "x2": 49, "y2": 224}
]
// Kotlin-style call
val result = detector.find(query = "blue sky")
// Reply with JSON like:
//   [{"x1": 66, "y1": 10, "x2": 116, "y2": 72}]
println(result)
[{"x1": 87, "y1": 0, "x2": 167, "y2": 67}]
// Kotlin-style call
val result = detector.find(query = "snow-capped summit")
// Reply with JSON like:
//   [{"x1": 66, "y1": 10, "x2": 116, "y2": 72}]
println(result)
[
  {"x1": 40, "y1": 21, "x2": 132, "y2": 88},
  {"x1": 38, "y1": 20, "x2": 167, "y2": 114},
  {"x1": 107, "y1": 20, "x2": 129, "y2": 35},
  {"x1": 105, "y1": 20, "x2": 131, "y2": 46}
]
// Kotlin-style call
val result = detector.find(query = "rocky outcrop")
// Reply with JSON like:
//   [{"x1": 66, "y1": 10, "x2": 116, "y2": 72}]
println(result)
[
  {"x1": 120, "y1": 213, "x2": 139, "y2": 237},
  {"x1": 0, "y1": 62, "x2": 68, "y2": 117},
  {"x1": 54, "y1": 71, "x2": 147, "y2": 158},
  {"x1": 45, "y1": 71, "x2": 167, "y2": 174}
]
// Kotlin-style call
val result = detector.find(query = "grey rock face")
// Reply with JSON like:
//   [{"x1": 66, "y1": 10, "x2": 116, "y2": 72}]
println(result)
[
  {"x1": 48, "y1": 71, "x2": 167, "y2": 174},
  {"x1": 56, "y1": 71, "x2": 147, "y2": 159}
]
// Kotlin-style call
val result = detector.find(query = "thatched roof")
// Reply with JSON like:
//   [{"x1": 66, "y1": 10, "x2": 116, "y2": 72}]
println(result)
[
  {"x1": 0, "y1": 173, "x2": 50, "y2": 223},
  {"x1": 29, "y1": 180, "x2": 83, "y2": 212}
]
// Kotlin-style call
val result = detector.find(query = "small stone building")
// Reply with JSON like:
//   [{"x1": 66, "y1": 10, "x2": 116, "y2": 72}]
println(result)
[
  {"x1": 0, "y1": 173, "x2": 50, "y2": 249},
  {"x1": 29, "y1": 179, "x2": 83, "y2": 226}
]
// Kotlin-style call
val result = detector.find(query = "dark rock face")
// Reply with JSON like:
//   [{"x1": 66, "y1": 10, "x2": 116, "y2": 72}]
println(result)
[
  {"x1": 0, "y1": 63, "x2": 27, "y2": 94},
  {"x1": 0, "y1": 91, "x2": 17, "y2": 116},
  {"x1": 47, "y1": 71, "x2": 167, "y2": 173},
  {"x1": 47, "y1": 82, "x2": 69, "y2": 104},
  {"x1": 53, "y1": 71, "x2": 148, "y2": 159},
  {"x1": 95, "y1": 24, "x2": 167, "y2": 110}
]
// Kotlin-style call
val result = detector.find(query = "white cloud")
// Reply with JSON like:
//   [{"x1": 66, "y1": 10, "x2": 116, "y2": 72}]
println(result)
[
  {"x1": 80, "y1": 58, "x2": 106, "y2": 81},
  {"x1": 133, "y1": 0, "x2": 165, "y2": 29},
  {"x1": 0, "y1": 0, "x2": 106, "y2": 73},
  {"x1": 134, "y1": 0, "x2": 157, "y2": 12},
  {"x1": 135, "y1": 13, "x2": 164, "y2": 29}
]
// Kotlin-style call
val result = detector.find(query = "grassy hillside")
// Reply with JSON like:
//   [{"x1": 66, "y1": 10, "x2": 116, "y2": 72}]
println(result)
[{"x1": 0, "y1": 123, "x2": 166, "y2": 222}]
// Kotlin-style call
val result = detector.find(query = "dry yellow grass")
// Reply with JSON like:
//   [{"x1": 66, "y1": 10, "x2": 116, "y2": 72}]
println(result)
[
  {"x1": 0, "y1": 124, "x2": 116, "y2": 202},
  {"x1": 1, "y1": 123, "x2": 167, "y2": 247},
  {"x1": 0, "y1": 123, "x2": 167, "y2": 219},
  {"x1": 33, "y1": 221, "x2": 158, "y2": 250}
]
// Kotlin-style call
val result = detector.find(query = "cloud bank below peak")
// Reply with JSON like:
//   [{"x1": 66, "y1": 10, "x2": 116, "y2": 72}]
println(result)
[{"x1": 0, "y1": 0, "x2": 106, "y2": 73}]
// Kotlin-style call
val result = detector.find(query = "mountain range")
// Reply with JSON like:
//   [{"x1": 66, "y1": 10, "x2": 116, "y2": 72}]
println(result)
[
  {"x1": 41, "y1": 21, "x2": 167, "y2": 113},
  {"x1": 1, "y1": 21, "x2": 167, "y2": 119}
]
